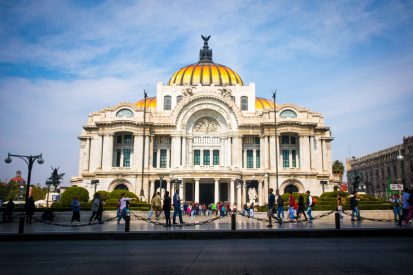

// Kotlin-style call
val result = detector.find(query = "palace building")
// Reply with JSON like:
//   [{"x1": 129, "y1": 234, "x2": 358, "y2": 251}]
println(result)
[{"x1": 70, "y1": 36, "x2": 335, "y2": 207}]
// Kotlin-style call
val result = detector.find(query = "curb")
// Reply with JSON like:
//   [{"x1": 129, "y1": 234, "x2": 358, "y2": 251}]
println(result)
[{"x1": 1, "y1": 228, "x2": 412, "y2": 241}]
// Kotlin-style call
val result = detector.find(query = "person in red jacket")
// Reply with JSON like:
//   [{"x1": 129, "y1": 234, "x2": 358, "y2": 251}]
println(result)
[{"x1": 288, "y1": 191, "x2": 295, "y2": 220}]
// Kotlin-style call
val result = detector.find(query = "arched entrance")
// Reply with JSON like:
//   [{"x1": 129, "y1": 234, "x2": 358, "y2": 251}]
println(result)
[{"x1": 284, "y1": 184, "x2": 299, "y2": 194}]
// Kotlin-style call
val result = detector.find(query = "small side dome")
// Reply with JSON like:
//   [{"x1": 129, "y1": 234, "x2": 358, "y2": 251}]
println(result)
[{"x1": 136, "y1": 97, "x2": 156, "y2": 110}]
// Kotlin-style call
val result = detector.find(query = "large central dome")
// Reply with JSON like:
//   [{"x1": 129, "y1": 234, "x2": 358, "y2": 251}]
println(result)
[{"x1": 168, "y1": 36, "x2": 243, "y2": 86}]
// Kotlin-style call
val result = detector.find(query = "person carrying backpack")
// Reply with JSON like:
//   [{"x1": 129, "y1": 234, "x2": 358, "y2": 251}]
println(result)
[
  {"x1": 277, "y1": 194, "x2": 284, "y2": 223},
  {"x1": 295, "y1": 193, "x2": 307, "y2": 222}
]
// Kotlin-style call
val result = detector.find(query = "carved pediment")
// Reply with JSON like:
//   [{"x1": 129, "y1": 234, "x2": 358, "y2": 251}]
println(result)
[{"x1": 194, "y1": 117, "x2": 220, "y2": 133}]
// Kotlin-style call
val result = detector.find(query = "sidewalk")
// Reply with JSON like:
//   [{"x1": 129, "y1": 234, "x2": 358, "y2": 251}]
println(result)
[{"x1": 1, "y1": 211, "x2": 412, "y2": 240}]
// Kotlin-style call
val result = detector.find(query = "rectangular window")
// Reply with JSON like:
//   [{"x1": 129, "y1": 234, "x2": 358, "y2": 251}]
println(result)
[
  {"x1": 282, "y1": 136, "x2": 289, "y2": 144},
  {"x1": 256, "y1": 150, "x2": 260, "y2": 168},
  {"x1": 291, "y1": 136, "x2": 296, "y2": 145},
  {"x1": 213, "y1": 150, "x2": 219, "y2": 165},
  {"x1": 152, "y1": 150, "x2": 157, "y2": 168},
  {"x1": 241, "y1": 96, "x2": 248, "y2": 111},
  {"x1": 203, "y1": 150, "x2": 210, "y2": 165},
  {"x1": 255, "y1": 137, "x2": 260, "y2": 144},
  {"x1": 115, "y1": 149, "x2": 121, "y2": 167},
  {"x1": 292, "y1": 150, "x2": 296, "y2": 168},
  {"x1": 177, "y1": 95, "x2": 183, "y2": 104},
  {"x1": 124, "y1": 135, "x2": 132, "y2": 144},
  {"x1": 247, "y1": 150, "x2": 253, "y2": 168},
  {"x1": 116, "y1": 136, "x2": 122, "y2": 144},
  {"x1": 160, "y1": 149, "x2": 167, "y2": 168},
  {"x1": 123, "y1": 149, "x2": 131, "y2": 167},
  {"x1": 194, "y1": 150, "x2": 200, "y2": 165},
  {"x1": 282, "y1": 150, "x2": 289, "y2": 168}
]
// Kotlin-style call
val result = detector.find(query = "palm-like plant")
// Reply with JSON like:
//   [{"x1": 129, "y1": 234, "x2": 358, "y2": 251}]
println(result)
[{"x1": 332, "y1": 160, "x2": 345, "y2": 182}]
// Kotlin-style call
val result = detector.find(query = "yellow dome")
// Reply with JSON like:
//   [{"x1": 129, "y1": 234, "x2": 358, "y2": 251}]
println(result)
[
  {"x1": 255, "y1": 97, "x2": 275, "y2": 111},
  {"x1": 136, "y1": 97, "x2": 156, "y2": 110},
  {"x1": 168, "y1": 35, "x2": 243, "y2": 86},
  {"x1": 168, "y1": 63, "x2": 243, "y2": 86}
]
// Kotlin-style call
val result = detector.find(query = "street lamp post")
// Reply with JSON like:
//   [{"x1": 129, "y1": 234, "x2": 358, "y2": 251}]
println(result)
[
  {"x1": 91, "y1": 179, "x2": 99, "y2": 195},
  {"x1": 397, "y1": 154, "x2": 405, "y2": 188},
  {"x1": 4, "y1": 153, "x2": 44, "y2": 202},
  {"x1": 272, "y1": 90, "x2": 279, "y2": 192},
  {"x1": 140, "y1": 90, "x2": 148, "y2": 199}
]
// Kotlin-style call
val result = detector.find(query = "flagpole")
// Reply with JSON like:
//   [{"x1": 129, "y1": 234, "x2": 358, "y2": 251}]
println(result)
[
  {"x1": 272, "y1": 90, "x2": 279, "y2": 192},
  {"x1": 140, "y1": 90, "x2": 148, "y2": 199}
]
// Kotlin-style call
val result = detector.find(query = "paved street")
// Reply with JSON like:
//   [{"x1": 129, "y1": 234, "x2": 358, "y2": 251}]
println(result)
[{"x1": 0, "y1": 237, "x2": 412, "y2": 274}]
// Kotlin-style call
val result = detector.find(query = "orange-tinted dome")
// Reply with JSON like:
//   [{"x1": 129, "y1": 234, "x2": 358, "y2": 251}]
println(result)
[
  {"x1": 168, "y1": 63, "x2": 243, "y2": 86},
  {"x1": 136, "y1": 97, "x2": 156, "y2": 110},
  {"x1": 255, "y1": 97, "x2": 275, "y2": 111}
]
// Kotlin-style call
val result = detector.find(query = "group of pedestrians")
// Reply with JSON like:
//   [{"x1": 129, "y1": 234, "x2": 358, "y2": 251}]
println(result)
[
  {"x1": 70, "y1": 194, "x2": 105, "y2": 225},
  {"x1": 242, "y1": 202, "x2": 255, "y2": 218},
  {"x1": 397, "y1": 188, "x2": 413, "y2": 226}
]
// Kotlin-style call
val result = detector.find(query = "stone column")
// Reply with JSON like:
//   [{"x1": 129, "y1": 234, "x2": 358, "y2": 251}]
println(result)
[
  {"x1": 269, "y1": 136, "x2": 276, "y2": 171},
  {"x1": 167, "y1": 180, "x2": 171, "y2": 193},
  {"x1": 96, "y1": 135, "x2": 103, "y2": 170},
  {"x1": 242, "y1": 180, "x2": 247, "y2": 205},
  {"x1": 326, "y1": 141, "x2": 332, "y2": 174},
  {"x1": 309, "y1": 136, "x2": 314, "y2": 170},
  {"x1": 237, "y1": 182, "x2": 242, "y2": 209},
  {"x1": 258, "y1": 180, "x2": 263, "y2": 206},
  {"x1": 167, "y1": 148, "x2": 171, "y2": 168},
  {"x1": 321, "y1": 139, "x2": 327, "y2": 172},
  {"x1": 83, "y1": 137, "x2": 91, "y2": 171},
  {"x1": 78, "y1": 140, "x2": 85, "y2": 175},
  {"x1": 150, "y1": 180, "x2": 154, "y2": 199},
  {"x1": 171, "y1": 136, "x2": 180, "y2": 168},
  {"x1": 214, "y1": 179, "x2": 219, "y2": 203},
  {"x1": 230, "y1": 179, "x2": 235, "y2": 206},
  {"x1": 133, "y1": 134, "x2": 143, "y2": 170},
  {"x1": 145, "y1": 136, "x2": 150, "y2": 169},
  {"x1": 182, "y1": 137, "x2": 187, "y2": 167},
  {"x1": 179, "y1": 181, "x2": 184, "y2": 201},
  {"x1": 220, "y1": 137, "x2": 225, "y2": 166},
  {"x1": 148, "y1": 136, "x2": 153, "y2": 169},
  {"x1": 243, "y1": 150, "x2": 247, "y2": 168},
  {"x1": 102, "y1": 135, "x2": 113, "y2": 171},
  {"x1": 195, "y1": 179, "x2": 200, "y2": 203},
  {"x1": 188, "y1": 137, "x2": 193, "y2": 166},
  {"x1": 299, "y1": 135, "x2": 309, "y2": 170},
  {"x1": 226, "y1": 137, "x2": 231, "y2": 166},
  {"x1": 264, "y1": 178, "x2": 269, "y2": 203}
]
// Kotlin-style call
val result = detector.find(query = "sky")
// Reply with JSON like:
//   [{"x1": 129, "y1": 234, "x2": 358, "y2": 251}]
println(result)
[{"x1": 0, "y1": 0, "x2": 412, "y2": 185}]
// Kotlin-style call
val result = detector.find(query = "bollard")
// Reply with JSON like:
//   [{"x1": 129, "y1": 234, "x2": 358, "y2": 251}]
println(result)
[
  {"x1": 18, "y1": 216, "x2": 25, "y2": 234},
  {"x1": 125, "y1": 214, "x2": 130, "y2": 232},
  {"x1": 335, "y1": 212, "x2": 340, "y2": 229},
  {"x1": 231, "y1": 213, "x2": 236, "y2": 231}
]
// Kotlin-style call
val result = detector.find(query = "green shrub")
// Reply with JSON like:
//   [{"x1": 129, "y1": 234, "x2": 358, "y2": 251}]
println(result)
[
  {"x1": 319, "y1": 191, "x2": 348, "y2": 199},
  {"x1": 59, "y1": 186, "x2": 89, "y2": 207},
  {"x1": 109, "y1": 190, "x2": 138, "y2": 200},
  {"x1": 95, "y1": 191, "x2": 110, "y2": 202}
]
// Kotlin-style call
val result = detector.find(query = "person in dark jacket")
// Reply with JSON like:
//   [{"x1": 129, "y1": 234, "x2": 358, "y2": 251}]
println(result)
[
  {"x1": 295, "y1": 193, "x2": 308, "y2": 221},
  {"x1": 25, "y1": 196, "x2": 36, "y2": 224},
  {"x1": 71, "y1": 197, "x2": 81, "y2": 225},
  {"x1": 350, "y1": 192, "x2": 361, "y2": 221},
  {"x1": 3, "y1": 198, "x2": 15, "y2": 223},
  {"x1": 267, "y1": 188, "x2": 278, "y2": 227},
  {"x1": 163, "y1": 191, "x2": 172, "y2": 227}
]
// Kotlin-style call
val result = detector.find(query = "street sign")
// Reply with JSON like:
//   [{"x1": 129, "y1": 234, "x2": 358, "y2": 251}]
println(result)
[{"x1": 390, "y1": 184, "x2": 403, "y2": 191}]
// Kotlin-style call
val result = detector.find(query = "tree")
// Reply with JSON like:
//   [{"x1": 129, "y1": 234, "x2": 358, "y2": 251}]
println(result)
[{"x1": 332, "y1": 160, "x2": 345, "y2": 182}]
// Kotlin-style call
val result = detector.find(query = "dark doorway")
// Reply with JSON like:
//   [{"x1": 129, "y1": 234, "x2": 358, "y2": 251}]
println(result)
[
  {"x1": 284, "y1": 184, "x2": 298, "y2": 194},
  {"x1": 114, "y1": 183, "x2": 129, "y2": 191},
  {"x1": 185, "y1": 182, "x2": 194, "y2": 202},
  {"x1": 219, "y1": 182, "x2": 228, "y2": 202},
  {"x1": 154, "y1": 180, "x2": 167, "y2": 191},
  {"x1": 200, "y1": 183, "x2": 214, "y2": 204}
]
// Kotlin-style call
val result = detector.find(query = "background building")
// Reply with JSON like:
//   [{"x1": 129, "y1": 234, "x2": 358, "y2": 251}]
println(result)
[
  {"x1": 347, "y1": 136, "x2": 413, "y2": 197},
  {"x1": 71, "y1": 37, "x2": 335, "y2": 206}
]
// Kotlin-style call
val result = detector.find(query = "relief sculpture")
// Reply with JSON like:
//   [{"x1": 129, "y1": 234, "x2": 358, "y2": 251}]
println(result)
[{"x1": 194, "y1": 117, "x2": 220, "y2": 133}]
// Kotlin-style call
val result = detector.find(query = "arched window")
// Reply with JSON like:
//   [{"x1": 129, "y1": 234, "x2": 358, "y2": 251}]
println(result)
[
  {"x1": 114, "y1": 183, "x2": 129, "y2": 190},
  {"x1": 240, "y1": 96, "x2": 248, "y2": 111},
  {"x1": 280, "y1": 109, "x2": 297, "y2": 118},
  {"x1": 164, "y1": 96, "x2": 171, "y2": 110},
  {"x1": 116, "y1": 109, "x2": 134, "y2": 118},
  {"x1": 176, "y1": 95, "x2": 183, "y2": 104},
  {"x1": 284, "y1": 184, "x2": 298, "y2": 194}
]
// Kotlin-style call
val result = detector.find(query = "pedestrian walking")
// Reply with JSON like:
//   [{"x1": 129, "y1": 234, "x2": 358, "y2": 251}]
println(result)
[
  {"x1": 96, "y1": 198, "x2": 104, "y2": 224},
  {"x1": 163, "y1": 191, "x2": 171, "y2": 227},
  {"x1": 277, "y1": 194, "x2": 284, "y2": 223},
  {"x1": 249, "y1": 202, "x2": 255, "y2": 218},
  {"x1": 391, "y1": 194, "x2": 401, "y2": 222},
  {"x1": 398, "y1": 188, "x2": 410, "y2": 226},
  {"x1": 337, "y1": 194, "x2": 345, "y2": 220},
  {"x1": 151, "y1": 192, "x2": 162, "y2": 220},
  {"x1": 117, "y1": 193, "x2": 132, "y2": 224},
  {"x1": 25, "y1": 196, "x2": 35, "y2": 224},
  {"x1": 89, "y1": 194, "x2": 100, "y2": 224},
  {"x1": 70, "y1": 197, "x2": 81, "y2": 225},
  {"x1": 295, "y1": 193, "x2": 308, "y2": 221},
  {"x1": 402, "y1": 189, "x2": 413, "y2": 225},
  {"x1": 349, "y1": 192, "x2": 361, "y2": 221},
  {"x1": 267, "y1": 188, "x2": 278, "y2": 227},
  {"x1": 2, "y1": 198, "x2": 15, "y2": 223},
  {"x1": 147, "y1": 192, "x2": 157, "y2": 220},
  {"x1": 306, "y1": 191, "x2": 313, "y2": 223},
  {"x1": 288, "y1": 191, "x2": 295, "y2": 220},
  {"x1": 172, "y1": 190, "x2": 185, "y2": 224}
]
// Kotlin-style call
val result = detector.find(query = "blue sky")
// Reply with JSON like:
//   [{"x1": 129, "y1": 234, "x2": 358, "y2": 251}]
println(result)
[{"x1": 1, "y1": 0, "x2": 412, "y2": 185}]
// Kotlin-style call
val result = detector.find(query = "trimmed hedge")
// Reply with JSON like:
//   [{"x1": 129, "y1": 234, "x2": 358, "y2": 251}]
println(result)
[
  {"x1": 59, "y1": 186, "x2": 89, "y2": 207},
  {"x1": 109, "y1": 190, "x2": 138, "y2": 200}
]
